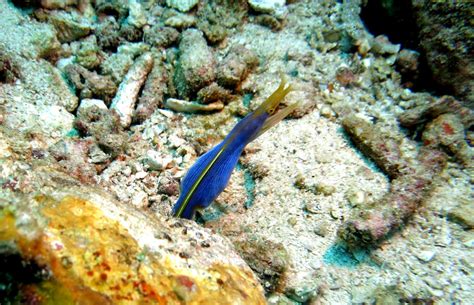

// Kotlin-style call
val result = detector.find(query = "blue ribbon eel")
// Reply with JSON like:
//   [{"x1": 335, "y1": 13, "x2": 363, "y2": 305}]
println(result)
[{"x1": 172, "y1": 75, "x2": 298, "y2": 219}]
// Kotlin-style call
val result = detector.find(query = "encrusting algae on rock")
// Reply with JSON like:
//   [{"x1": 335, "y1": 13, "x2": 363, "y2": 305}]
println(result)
[{"x1": 0, "y1": 193, "x2": 266, "y2": 304}]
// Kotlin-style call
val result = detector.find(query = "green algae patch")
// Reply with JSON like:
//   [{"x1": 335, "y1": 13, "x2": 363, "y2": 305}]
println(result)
[
  {"x1": 323, "y1": 243, "x2": 360, "y2": 268},
  {"x1": 236, "y1": 163, "x2": 256, "y2": 209},
  {"x1": 65, "y1": 128, "x2": 79, "y2": 138},
  {"x1": 323, "y1": 243, "x2": 376, "y2": 268}
]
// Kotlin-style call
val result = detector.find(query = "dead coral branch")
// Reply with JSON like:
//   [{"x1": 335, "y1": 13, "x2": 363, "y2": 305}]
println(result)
[
  {"x1": 338, "y1": 115, "x2": 447, "y2": 249},
  {"x1": 110, "y1": 52, "x2": 154, "y2": 128}
]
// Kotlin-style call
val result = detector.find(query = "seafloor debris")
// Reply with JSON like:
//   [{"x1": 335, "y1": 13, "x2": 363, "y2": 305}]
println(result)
[
  {"x1": 64, "y1": 64, "x2": 117, "y2": 104},
  {"x1": 35, "y1": 9, "x2": 92, "y2": 43},
  {"x1": 254, "y1": 14, "x2": 283, "y2": 32},
  {"x1": 422, "y1": 113, "x2": 473, "y2": 168},
  {"x1": 100, "y1": 50, "x2": 135, "y2": 84},
  {"x1": 197, "y1": 82, "x2": 234, "y2": 105},
  {"x1": 95, "y1": 0, "x2": 129, "y2": 21},
  {"x1": 173, "y1": 29, "x2": 216, "y2": 98},
  {"x1": 133, "y1": 57, "x2": 169, "y2": 123},
  {"x1": 119, "y1": 19, "x2": 143, "y2": 43},
  {"x1": 398, "y1": 95, "x2": 474, "y2": 168},
  {"x1": 398, "y1": 95, "x2": 474, "y2": 129},
  {"x1": 371, "y1": 35, "x2": 400, "y2": 56},
  {"x1": 126, "y1": 0, "x2": 146, "y2": 29},
  {"x1": 396, "y1": 48, "x2": 420, "y2": 87},
  {"x1": 335, "y1": 66, "x2": 357, "y2": 87},
  {"x1": 196, "y1": 0, "x2": 248, "y2": 44},
  {"x1": 75, "y1": 35, "x2": 103, "y2": 69},
  {"x1": 447, "y1": 197, "x2": 474, "y2": 230},
  {"x1": 74, "y1": 102, "x2": 128, "y2": 158},
  {"x1": 248, "y1": 0, "x2": 286, "y2": 14},
  {"x1": 164, "y1": 13, "x2": 197, "y2": 30},
  {"x1": 49, "y1": 137, "x2": 99, "y2": 183},
  {"x1": 100, "y1": 43, "x2": 149, "y2": 84},
  {"x1": 143, "y1": 25, "x2": 179, "y2": 49},
  {"x1": 216, "y1": 45, "x2": 259, "y2": 89},
  {"x1": 338, "y1": 114, "x2": 447, "y2": 248},
  {"x1": 110, "y1": 52, "x2": 154, "y2": 128},
  {"x1": 233, "y1": 235, "x2": 290, "y2": 292},
  {"x1": 166, "y1": 0, "x2": 199, "y2": 13},
  {"x1": 95, "y1": 16, "x2": 122, "y2": 50},
  {"x1": 165, "y1": 98, "x2": 224, "y2": 113}
]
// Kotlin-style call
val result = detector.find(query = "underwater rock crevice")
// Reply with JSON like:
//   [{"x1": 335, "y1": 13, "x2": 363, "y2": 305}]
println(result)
[
  {"x1": 0, "y1": 242, "x2": 50, "y2": 303},
  {"x1": 359, "y1": 0, "x2": 434, "y2": 96},
  {"x1": 360, "y1": 0, "x2": 474, "y2": 106}
]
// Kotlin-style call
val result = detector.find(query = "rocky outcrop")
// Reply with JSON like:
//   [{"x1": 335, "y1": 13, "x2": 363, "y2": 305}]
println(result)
[{"x1": 412, "y1": 1, "x2": 474, "y2": 107}]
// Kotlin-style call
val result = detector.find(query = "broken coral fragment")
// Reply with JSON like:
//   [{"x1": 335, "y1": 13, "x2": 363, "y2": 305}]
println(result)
[
  {"x1": 398, "y1": 95, "x2": 474, "y2": 129},
  {"x1": 422, "y1": 113, "x2": 474, "y2": 167},
  {"x1": 197, "y1": 83, "x2": 234, "y2": 104},
  {"x1": 233, "y1": 236, "x2": 290, "y2": 293},
  {"x1": 144, "y1": 25, "x2": 180, "y2": 48},
  {"x1": 42, "y1": 10, "x2": 92, "y2": 43},
  {"x1": 248, "y1": 0, "x2": 286, "y2": 14},
  {"x1": 75, "y1": 35, "x2": 102, "y2": 70},
  {"x1": 338, "y1": 115, "x2": 447, "y2": 248},
  {"x1": 133, "y1": 59, "x2": 168, "y2": 123},
  {"x1": 174, "y1": 29, "x2": 216, "y2": 98},
  {"x1": 110, "y1": 52, "x2": 154, "y2": 128},
  {"x1": 64, "y1": 64, "x2": 117, "y2": 104},
  {"x1": 126, "y1": 0, "x2": 147, "y2": 28},
  {"x1": 217, "y1": 45, "x2": 259, "y2": 88},
  {"x1": 166, "y1": 98, "x2": 224, "y2": 113},
  {"x1": 40, "y1": 0, "x2": 78, "y2": 9},
  {"x1": 166, "y1": 0, "x2": 199, "y2": 13},
  {"x1": 398, "y1": 95, "x2": 474, "y2": 168}
]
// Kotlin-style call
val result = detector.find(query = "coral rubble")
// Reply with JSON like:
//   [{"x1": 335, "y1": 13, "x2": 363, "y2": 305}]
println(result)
[{"x1": 338, "y1": 114, "x2": 447, "y2": 248}]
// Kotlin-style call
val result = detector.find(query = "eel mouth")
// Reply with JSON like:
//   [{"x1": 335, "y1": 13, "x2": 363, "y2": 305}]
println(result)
[
  {"x1": 255, "y1": 74, "x2": 293, "y2": 117},
  {"x1": 252, "y1": 75, "x2": 300, "y2": 140}
]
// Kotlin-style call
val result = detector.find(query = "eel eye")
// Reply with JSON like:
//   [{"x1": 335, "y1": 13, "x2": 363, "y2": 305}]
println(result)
[{"x1": 268, "y1": 107, "x2": 277, "y2": 115}]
